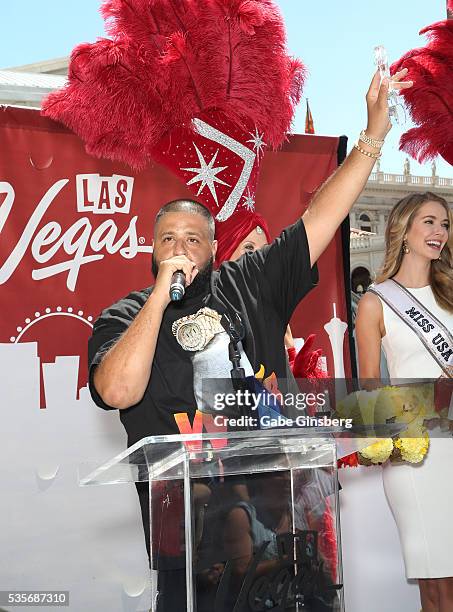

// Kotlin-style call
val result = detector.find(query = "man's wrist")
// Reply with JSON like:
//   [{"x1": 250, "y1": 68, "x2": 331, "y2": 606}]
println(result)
[
  {"x1": 354, "y1": 128, "x2": 385, "y2": 159},
  {"x1": 359, "y1": 129, "x2": 384, "y2": 149},
  {"x1": 353, "y1": 142, "x2": 381, "y2": 159},
  {"x1": 365, "y1": 125, "x2": 388, "y2": 143},
  {"x1": 149, "y1": 287, "x2": 170, "y2": 310}
]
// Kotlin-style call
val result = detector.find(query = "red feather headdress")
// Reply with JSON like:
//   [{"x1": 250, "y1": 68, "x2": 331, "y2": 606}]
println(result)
[
  {"x1": 215, "y1": 209, "x2": 271, "y2": 264},
  {"x1": 391, "y1": 16, "x2": 453, "y2": 166},
  {"x1": 42, "y1": 0, "x2": 305, "y2": 221}
]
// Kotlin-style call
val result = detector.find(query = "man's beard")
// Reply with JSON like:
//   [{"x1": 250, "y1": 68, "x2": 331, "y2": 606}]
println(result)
[{"x1": 152, "y1": 255, "x2": 214, "y2": 299}]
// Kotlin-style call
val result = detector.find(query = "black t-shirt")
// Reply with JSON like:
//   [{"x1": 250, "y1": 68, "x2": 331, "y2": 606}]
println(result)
[{"x1": 88, "y1": 218, "x2": 318, "y2": 447}]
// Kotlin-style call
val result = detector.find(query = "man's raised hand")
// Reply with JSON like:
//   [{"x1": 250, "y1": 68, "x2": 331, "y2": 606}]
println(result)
[
  {"x1": 153, "y1": 255, "x2": 199, "y2": 305},
  {"x1": 365, "y1": 67, "x2": 413, "y2": 141}
]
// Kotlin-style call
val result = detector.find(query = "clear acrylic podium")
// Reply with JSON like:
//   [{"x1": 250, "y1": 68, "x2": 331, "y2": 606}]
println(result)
[{"x1": 79, "y1": 427, "x2": 376, "y2": 611}]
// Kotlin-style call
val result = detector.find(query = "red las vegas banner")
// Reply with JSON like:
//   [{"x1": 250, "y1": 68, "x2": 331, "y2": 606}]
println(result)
[{"x1": 0, "y1": 106, "x2": 350, "y2": 408}]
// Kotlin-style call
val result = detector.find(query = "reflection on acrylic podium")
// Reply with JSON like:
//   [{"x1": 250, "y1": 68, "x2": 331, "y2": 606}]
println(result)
[{"x1": 80, "y1": 428, "x2": 351, "y2": 612}]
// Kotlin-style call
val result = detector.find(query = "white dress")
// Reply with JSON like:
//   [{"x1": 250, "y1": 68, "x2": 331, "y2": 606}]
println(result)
[{"x1": 377, "y1": 285, "x2": 453, "y2": 579}]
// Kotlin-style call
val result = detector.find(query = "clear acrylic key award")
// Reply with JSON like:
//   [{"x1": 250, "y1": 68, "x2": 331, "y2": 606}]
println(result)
[{"x1": 374, "y1": 45, "x2": 406, "y2": 125}]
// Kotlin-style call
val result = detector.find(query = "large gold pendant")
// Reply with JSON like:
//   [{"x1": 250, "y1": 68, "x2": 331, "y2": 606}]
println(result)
[{"x1": 172, "y1": 307, "x2": 224, "y2": 351}]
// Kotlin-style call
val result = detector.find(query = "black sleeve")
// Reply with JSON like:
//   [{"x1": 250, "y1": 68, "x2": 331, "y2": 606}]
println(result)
[
  {"x1": 87, "y1": 289, "x2": 151, "y2": 410},
  {"x1": 248, "y1": 218, "x2": 319, "y2": 324}
]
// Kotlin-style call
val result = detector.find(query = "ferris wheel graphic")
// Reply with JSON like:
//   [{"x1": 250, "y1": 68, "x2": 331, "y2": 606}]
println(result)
[{"x1": 10, "y1": 307, "x2": 94, "y2": 343}]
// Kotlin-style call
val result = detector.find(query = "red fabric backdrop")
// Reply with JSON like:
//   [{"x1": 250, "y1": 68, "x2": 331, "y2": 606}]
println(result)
[{"x1": 0, "y1": 107, "x2": 351, "y2": 409}]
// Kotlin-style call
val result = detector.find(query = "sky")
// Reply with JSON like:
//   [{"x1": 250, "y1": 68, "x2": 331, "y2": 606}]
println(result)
[{"x1": 1, "y1": 0, "x2": 452, "y2": 179}]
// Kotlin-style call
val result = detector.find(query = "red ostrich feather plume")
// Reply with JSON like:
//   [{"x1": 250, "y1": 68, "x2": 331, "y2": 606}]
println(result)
[
  {"x1": 391, "y1": 19, "x2": 453, "y2": 166},
  {"x1": 42, "y1": 0, "x2": 305, "y2": 171}
]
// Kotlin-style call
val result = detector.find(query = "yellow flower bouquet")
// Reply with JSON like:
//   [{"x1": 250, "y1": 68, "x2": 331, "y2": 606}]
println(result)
[{"x1": 336, "y1": 383, "x2": 435, "y2": 465}]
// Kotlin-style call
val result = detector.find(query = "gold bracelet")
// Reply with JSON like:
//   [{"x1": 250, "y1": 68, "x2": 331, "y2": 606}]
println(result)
[
  {"x1": 359, "y1": 129, "x2": 384, "y2": 149},
  {"x1": 354, "y1": 143, "x2": 382, "y2": 159}
]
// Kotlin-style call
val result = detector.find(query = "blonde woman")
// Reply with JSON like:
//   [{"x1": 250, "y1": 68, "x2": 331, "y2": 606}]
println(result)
[{"x1": 356, "y1": 192, "x2": 453, "y2": 612}]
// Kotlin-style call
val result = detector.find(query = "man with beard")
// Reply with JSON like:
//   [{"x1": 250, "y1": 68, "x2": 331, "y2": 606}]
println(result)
[
  {"x1": 88, "y1": 69, "x2": 412, "y2": 610},
  {"x1": 89, "y1": 195, "x2": 319, "y2": 444},
  {"x1": 88, "y1": 196, "x2": 319, "y2": 610}
]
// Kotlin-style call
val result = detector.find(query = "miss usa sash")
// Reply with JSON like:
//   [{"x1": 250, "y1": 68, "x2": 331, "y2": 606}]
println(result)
[{"x1": 369, "y1": 279, "x2": 453, "y2": 379}]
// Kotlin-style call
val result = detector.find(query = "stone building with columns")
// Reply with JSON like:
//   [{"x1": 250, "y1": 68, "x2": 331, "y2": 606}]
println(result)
[
  {"x1": 350, "y1": 157, "x2": 453, "y2": 299},
  {"x1": 0, "y1": 57, "x2": 67, "y2": 107}
]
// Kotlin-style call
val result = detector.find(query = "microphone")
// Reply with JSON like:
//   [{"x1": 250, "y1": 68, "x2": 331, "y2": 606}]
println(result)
[{"x1": 169, "y1": 271, "x2": 186, "y2": 301}]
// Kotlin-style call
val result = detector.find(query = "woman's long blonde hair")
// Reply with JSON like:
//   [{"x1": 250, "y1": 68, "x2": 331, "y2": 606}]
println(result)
[{"x1": 376, "y1": 192, "x2": 453, "y2": 313}]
